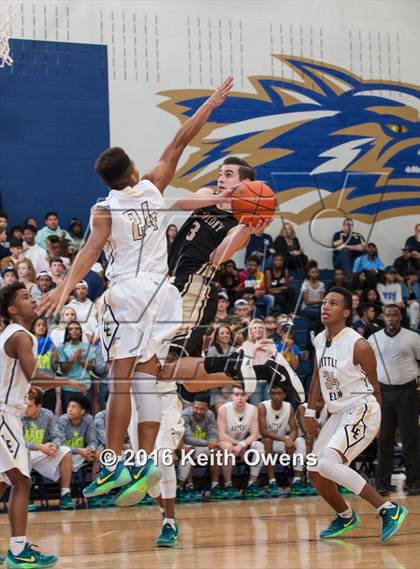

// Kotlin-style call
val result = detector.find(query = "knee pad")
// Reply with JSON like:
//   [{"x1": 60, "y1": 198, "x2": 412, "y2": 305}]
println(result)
[
  {"x1": 317, "y1": 448, "x2": 342, "y2": 478},
  {"x1": 148, "y1": 482, "x2": 161, "y2": 499},
  {"x1": 132, "y1": 372, "x2": 161, "y2": 423},
  {"x1": 156, "y1": 448, "x2": 177, "y2": 499},
  {"x1": 317, "y1": 448, "x2": 367, "y2": 495}
]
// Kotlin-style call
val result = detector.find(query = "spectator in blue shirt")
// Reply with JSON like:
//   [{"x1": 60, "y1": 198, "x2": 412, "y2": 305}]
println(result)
[
  {"x1": 58, "y1": 320, "x2": 96, "y2": 411},
  {"x1": 36, "y1": 211, "x2": 74, "y2": 251},
  {"x1": 245, "y1": 230, "x2": 276, "y2": 270},
  {"x1": 353, "y1": 242, "x2": 385, "y2": 274}
]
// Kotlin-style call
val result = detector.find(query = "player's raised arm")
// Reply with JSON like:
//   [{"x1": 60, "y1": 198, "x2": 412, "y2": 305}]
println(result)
[
  {"x1": 142, "y1": 76, "x2": 234, "y2": 193},
  {"x1": 36, "y1": 206, "x2": 110, "y2": 317},
  {"x1": 173, "y1": 187, "x2": 235, "y2": 211}
]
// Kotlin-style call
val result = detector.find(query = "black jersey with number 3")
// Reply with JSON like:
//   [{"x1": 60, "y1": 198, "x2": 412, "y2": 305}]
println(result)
[{"x1": 168, "y1": 205, "x2": 238, "y2": 285}]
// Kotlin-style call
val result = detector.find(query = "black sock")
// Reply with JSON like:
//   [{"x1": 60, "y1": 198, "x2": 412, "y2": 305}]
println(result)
[{"x1": 204, "y1": 355, "x2": 230, "y2": 374}]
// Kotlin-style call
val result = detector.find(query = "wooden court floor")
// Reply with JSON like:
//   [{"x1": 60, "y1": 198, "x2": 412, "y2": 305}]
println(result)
[{"x1": 1, "y1": 493, "x2": 419, "y2": 569}]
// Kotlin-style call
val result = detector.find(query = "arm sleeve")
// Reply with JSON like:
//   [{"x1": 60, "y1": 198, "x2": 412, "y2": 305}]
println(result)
[
  {"x1": 47, "y1": 414, "x2": 62, "y2": 447},
  {"x1": 207, "y1": 412, "x2": 218, "y2": 440},
  {"x1": 86, "y1": 417, "x2": 98, "y2": 450},
  {"x1": 56, "y1": 416, "x2": 67, "y2": 447}
]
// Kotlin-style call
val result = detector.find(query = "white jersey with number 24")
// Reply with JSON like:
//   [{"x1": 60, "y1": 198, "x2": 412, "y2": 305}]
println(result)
[{"x1": 96, "y1": 181, "x2": 168, "y2": 285}]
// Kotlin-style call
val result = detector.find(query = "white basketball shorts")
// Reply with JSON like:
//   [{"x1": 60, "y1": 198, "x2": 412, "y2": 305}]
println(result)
[
  {"x1": 99, "y1": 276, "x2": 182, "y2": 363},
  {"x1": 307, "y1": 397, "x2": 381, "y2": 471},
  {"x1": 0, "y1": 411, "x2": 30, "y2": 484}
]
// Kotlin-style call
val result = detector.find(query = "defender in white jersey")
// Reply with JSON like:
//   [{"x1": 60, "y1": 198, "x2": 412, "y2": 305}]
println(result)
[
  {"x1": 218, "y1": 384, "x2": 265, "y2": 498},
  {"x1": 0, "y1": 283, "x2": 86, "y2": 568},
  {"x1": 305, "y1": 287, "x2": 407, "y2": 543},
  {"x1": 258, "y1": 384, "x2": 305, "y2": 497},
  {"x1": 38, "y1": 76, "x2": 235, "y2": 508}
]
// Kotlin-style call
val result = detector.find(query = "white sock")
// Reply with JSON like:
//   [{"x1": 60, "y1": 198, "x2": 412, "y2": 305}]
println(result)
[
  {"x1": 248, "y1": 480, "x2": 254, "y2": 487},
  {"x1": 10, "y1": 537, "x2": 26, "y2": 556},
  {"x1": 378, "y1": 501, "x2": 394, "y2": 513},
  {"x1": 269, "y1": 478, "x2": 276, "y2": 485},
  {"x1": 338, "y1": 506, "x2": 353, "y2": 519},
  {"x1": 211, "y1": 482, "x2": 219, "y2": 489},
  {"x1": 61, "y1": 488, "x2": 70, "y2": 497},
  {"x1": 163, "y1": 517, "x2": 176, "y2": 530},
  {"x1": 292, "y1": 477, "x2": 300, "y2": 483},
  {"x1": 106, "y1": 456, "x2": 122, "y2": 473}
]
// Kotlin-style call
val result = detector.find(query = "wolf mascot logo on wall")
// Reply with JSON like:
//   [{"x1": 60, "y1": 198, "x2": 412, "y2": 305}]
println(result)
[{"x1": 159, "y1": 56, "x2": 419, "y2": 223}]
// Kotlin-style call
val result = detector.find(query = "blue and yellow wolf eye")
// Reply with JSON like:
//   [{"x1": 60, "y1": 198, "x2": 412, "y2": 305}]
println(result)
[{"x1": 386, "y1": 123, "x2": 408, "y2": 134}]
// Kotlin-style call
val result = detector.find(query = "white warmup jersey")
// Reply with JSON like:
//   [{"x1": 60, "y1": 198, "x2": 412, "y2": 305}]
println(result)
[
  {"x1": 97, "y1": 181, "x2": 168, "y2": 285},
  {"x1": 225, "y1": 402, "x2": 255, "y2": 442},
  {"x1": 0, "y1": 324, "x2": 37, "y2": 484},
  {"x1": 314, "y1": 327, "x2": 375, "y2": 414},
  {"x1": 262, "y1": 400, "x2": 291, "y2": 436},
  {"x1": 0, "y1": 324, "x2": 37, "y2": 416}
]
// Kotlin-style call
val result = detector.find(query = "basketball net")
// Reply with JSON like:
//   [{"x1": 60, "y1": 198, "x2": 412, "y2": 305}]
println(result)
[{"x1": 0, "y1": 0, "x2": 19, "y2": 68}]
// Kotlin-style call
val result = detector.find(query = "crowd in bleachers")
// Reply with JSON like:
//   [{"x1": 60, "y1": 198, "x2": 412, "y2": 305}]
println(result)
[{"x1": 0, "y1": 210, "x2": 419, "y2": 509}]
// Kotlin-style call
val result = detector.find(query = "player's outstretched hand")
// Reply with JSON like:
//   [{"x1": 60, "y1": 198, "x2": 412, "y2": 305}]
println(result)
[
  {"x1": 36, "y1": 286, "x2": 68, "y2": 318},
  {"x1": 207, "y1": 75, "x2": 234, "y2": 108}
]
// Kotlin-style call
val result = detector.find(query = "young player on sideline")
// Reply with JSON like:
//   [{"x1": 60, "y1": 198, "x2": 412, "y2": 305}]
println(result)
[
  {"x1": 37, "y1": 77, "x2": 235, "y2": 507},
  {"x1": 218, "y1": 383, "x2": 265, "y2": 498},
  {"x1": 258, "y1": 384, "x2": 304, "y2": 497},
  {"x1": 304, "y1": 287, "x2": 408, "y2": 542},
  {"x1": 0, "y1": 283, "x2": 86, "y2": 568}
]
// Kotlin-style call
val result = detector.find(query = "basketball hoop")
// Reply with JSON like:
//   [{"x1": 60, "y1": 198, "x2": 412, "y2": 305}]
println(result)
[{"x1": 0, "y1": 0, "x2": 19, "y2": 68}]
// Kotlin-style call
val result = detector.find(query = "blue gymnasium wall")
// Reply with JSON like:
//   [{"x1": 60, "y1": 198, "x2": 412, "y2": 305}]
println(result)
[{"x1": 0, "y1": 39, "x2": 109, "y2": 228}]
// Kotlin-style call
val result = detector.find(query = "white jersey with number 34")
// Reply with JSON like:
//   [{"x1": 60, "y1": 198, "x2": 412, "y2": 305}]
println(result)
[
  {"x1": 314, "y1": 327, "x2": 375, "y2": 414},
  {"x1": 96, "y1": 181, "x2": 168, "y2": 285}
]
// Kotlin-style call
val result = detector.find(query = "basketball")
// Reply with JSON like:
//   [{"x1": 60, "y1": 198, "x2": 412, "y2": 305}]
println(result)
[{"x1": 232, "y1": 181, "x2": 277, "y2": 226}]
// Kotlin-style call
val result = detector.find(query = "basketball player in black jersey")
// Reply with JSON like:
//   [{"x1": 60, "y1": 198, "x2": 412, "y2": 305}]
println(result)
[
  {"x1": 160, "y1": 156, "x2": 305, "y2": 404},
  {"x1": 168, "y1": 156, "x2": 257, "y2": 361}
]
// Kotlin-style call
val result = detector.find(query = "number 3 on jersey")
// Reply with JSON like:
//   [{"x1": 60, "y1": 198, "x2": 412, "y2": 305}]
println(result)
[
  {"x1": 123, "y1": 201, "x2": 158, "y2": 241},
  {"x1": 186, "y1": 220, "x2": 201, "y2": 241}
]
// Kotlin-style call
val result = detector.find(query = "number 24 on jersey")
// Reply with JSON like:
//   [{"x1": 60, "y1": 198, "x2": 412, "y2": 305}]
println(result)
[{"x1": 123, "y1": 202, "x2": 158, "y2": 241}]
